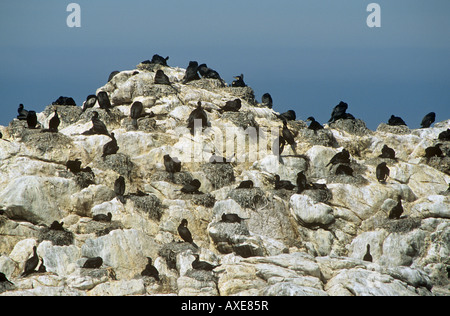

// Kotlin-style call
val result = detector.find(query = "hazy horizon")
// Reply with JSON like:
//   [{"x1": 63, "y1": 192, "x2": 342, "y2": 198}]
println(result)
[{"x1": 1, "y1": 0, "x2": 449, "y2": 130}]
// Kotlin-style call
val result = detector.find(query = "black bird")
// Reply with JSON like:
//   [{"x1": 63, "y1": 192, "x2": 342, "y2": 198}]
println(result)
[
  {"x1": 48, "y1": 109, "x2": 60, "y2": 132},
  {"x1": 82, "y1": 257, "x2": 103, "y2": 269},
  {"x1": 0, "y1": 272, "x2": 13, "y2": 285},
  {"x1": 192, "y1": 254, "x2": 217, "y2": 271},
  {"x1": 21, "y1": 246, "x2": 39, "y2": 277},
  {"x1": 197, "y1": 63, "x2": 223, "y2": 81},
  {"x1": 49, "y1": 221, "x2": 65, "y2": 231},
  {"x1": 326, "y1": 149, "x2": 350, "y2": 167},
  {"x1": 102, "y1": 133, "x2": 119, "y2": 158},
  {"x1": 150, "y1": 54, "x2": 169, "y2": 66},
  {"x1": 180, "y1": 179, "x2": 202, "y2": 194},
  {"x1": 276, "y1": 110, "x2": 296, "y2": 121},
  {"x1": 232, "y1": 74, "x2": 246, "y2": 87},
  {"x1": 26, "y1": 111, "x2": 38, "y2": 129},
  {"x1": 83, "y1": 111, "x2": 110, "y2": 136},
  {"x1": 274, "y1": 175, "x2": 296, "y2": 190},
  {"x1": 97, "y1": 91, "x2": 112, "y2": 112},
  {"x1": 363, "y1": 244, "x2": 373, "y2": 262},
  {"x1": 17, "y1": 104, "x2": 29, "y2": 120},
  {"x1": 335, "y1": 164, "x2": 354, "y2": 176},
  {"x1": 328, "y1": 101, "x2": 348, "y2": 123},
  {"x1": 388, "y1": 196, "x2": 404, "y2": 220},
  {"x1": 424, "y1": 144, "x2": 444, "y2": 158},
  {"x1": 183, "y1": 61, "x2": 201, "y2": 84},
  {"x1": 52, "y1": 96, "x2": 76, "y2": 106},
  {"x1": 282, "y1": 120, "x2": 297, "y2": 154},
  {"x1": 114, "y1": 176, "x2": 126, "y2": 203},
  {"x1": 296, "y1": 171, "x2": 308, "y2": 194},
  {"x1": 438, "y1": 129, "x2": 450, "y2": 141},
  {"x1": 376, "y1": 162, "x2": 390, "y2": 183},
  {"x1": 82, "y1": 95, "x2": 97, "y2": 112},
  {"x1": 306, "y1": 116, "x2": 324, "y2": 131},
  {"x1": 220, "y1": 213, "x2": 247, "y2": 224},
  {"x1": 164, "y1": 154, "x2": 182, "y2": 174},
  {"x1": 187, "y1": 101, "x2": 208, "y2": 135},
  {"x1": 141, "y1": 257, "x2": 160, "y2": 281},
  {"x1": 154, "y1": 69, "x2": 171, "y2": 85},
  {"x1": 421, "y1": 112, "x2": 436, "y2": 128},
  {"x1": 130, "y1": 101, "x2": 144, "y2": 130},
  {"x1": 388, "y1": 115, "x2": 407, "y2": 126},
  {"x1": 93, "y1": 212, "x2": 112, "y2": 223},
  {"x1": 66, "y1": 159, "x2": 82, "y2": 174},
  {"x1": 236, "y1": 180, "x2": 254, "y2": 189},
  {"x1": 379, "y1": 145, "x2": 396, "y2": 159},
  {"x1": 178, "y1": 219, "x2": 198, "y2": 248},
  {"x1": 261, "y1": 93, "x2": 273, "y2": 108},
  {"x1": 219, "y1": 99, "x2": 241, "y2": 113},
  {"x1": 108, "y1": 71, "x2": 120, "y2": 82}
]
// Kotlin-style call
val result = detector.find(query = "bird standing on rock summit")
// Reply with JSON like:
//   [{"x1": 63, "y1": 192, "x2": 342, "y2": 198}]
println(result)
[
  {"x1": 178, "y1": 219, "x2": 199, "y2": 249},
  {"x1": 183, "y1": 61, "x2": 201, "y2": 84},
  {"x1": 48, "y1": 109, "x2": 60, "y2": 132},
  {"x1": 232, "y1": 74, "x2": 246, "y2": 87},
  {"x1": 421, "y1": 112, "x2": 436, "y2": 128},
  {"x1": 306, "y1": 117, "x2": 323, "y2": 131}
]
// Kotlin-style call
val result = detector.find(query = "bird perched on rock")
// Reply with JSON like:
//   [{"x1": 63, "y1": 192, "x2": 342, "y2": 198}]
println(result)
[
  {"x1": 232, "y1": 74, "x2": 246, "y2": 87},
  {"x1": 93, "y1": 212, "x2": 112, "y2": 223},
  {"x1": 306, "y1": 117, "x2": 324, "y2": 131},
  {"x1": 388, "y1": 196, "x2": 404, "y2": 219},
  {"x1": 52, "y1": 96, "x2": 76, "y2": 106},
  {"x1": 49, "y1": 221, "x2": 65, "y2": 231},
  {"x1": 388, "y1": 115, "x2": 407, "y2": 126},
  {"x1": 82, "y1": 95, "x2": 97, "y2": 112},
  {"x1": 0, "y1": 272, "x2": 13, "y2": 286},
  {"x1": 108, "y1": 71, "x2": 120, "y2": 82},
  {"x1": 379, "y1": 145, "x2": 396, "y2": 160},
  {"x1": 21, "y1": 246, "x2": 39, "y2": 277},
  {"x1": 296, "y1": 171, "x2": 308, "y2": 194},
  {"x1": 114, "y1": 176, "x2": 126, "y2": 204},
  {"x1": 274, "y1": 175, "x2": 296, "y2": 190},
  {"x1": 130, "y1": 101, "x2": 144, "y2": 130},
  {"x1": 218, "y1": 99, "x2": 241, "y2": 113},
  {"x1": 178, "y1": 219, "x2": 198, "y2": 248},
  {"x1": 26, "y1": 111, "x2": 38, "y2": 129},
  {"x1": 261, "y1": 93, "x2": 273, "y2": 108},
  {"x1": 187, "y1": 101, "x2": 208, "y2": 135},
  {"x1": 236, "y1": 180, "x2": 254, "y2": 189},
  {"x1": 276, "y1": 110, "x2": 296, "y2": 121},
  {"x1": 424, "y1": 144, "x2": 444, "y2": 158},
  {"x1": 183, "y1": 61, "x2": 201, "y2": 84},
  {"x1": 141, "y1": 257, "x2": 160, "y2": 281},
  {"x1": 220, "y1": 213, "x2": 248, "y2": 224},
  {"x1": 438, "y1": 129, "x2": 450, "y2": 141},
  {"x1": 180, "y1": 179, "x2": 202, "y2": 194},
  {"x1": 420, "y1": 112, "x2": 436, "y2": 128},
  {"x1": 102, "y1": 132, "x2": 119, "y2": 158},
  {"x1": 17, "y1": 104, "x2": 29, "y2": 120},
  {"x1": 363, "y1": 245, "x2": 373, "y2": 262},
  {"x1": 66, "y1": 159, "x2": 82, "y2": 174},
  {"x1": 282, "y1": 120, "x2": 297, "y2": 155},
  {"x1": 155, "y1": 70, "x2": 179, "y2": 93},
  {"x1": 82, "y1": 257, "x2": 103, "y2": 269},
  {"x1": 83, "y1": 111, "x2": 110, "y2": 136},
  {"x1": 335, "y1": 164, "x2": 354, "y2": 176},
  {"x1": 197, "y1": 63, "x2": 223, "y2": 81},
  {"x1": 327, "y1": 149, "x2": 350, "y2": 167},
  {"x1": 376, "y1": 162, "x2": 390, "y2": 183},
  {"x1": 48, "y1": 109, "x2": 60, "y2": 132},
  {"x1": 150, "y1": 54, "x2": 169, "y2": 66},
  {"x1": 164, "y1": 154, "x2": 182, "y2": 174},
  {"x1": 328, "y1": 101, "x2": 349, "y2": 123},
  {"x1": 97, "y1": 91, "x2": 112, "y2": 112},
  {"x1": 191, "y1": 254, "x2": 217, "y2": 271}
]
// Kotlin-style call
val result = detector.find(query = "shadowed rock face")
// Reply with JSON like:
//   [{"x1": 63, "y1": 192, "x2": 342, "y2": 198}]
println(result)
[{"x1": 0, "y1": 63, "x2": 449, "y2": 296}]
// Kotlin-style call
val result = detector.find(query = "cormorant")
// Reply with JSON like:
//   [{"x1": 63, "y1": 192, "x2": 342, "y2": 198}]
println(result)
[
  {"x1": 178, "y1": 219, "x2": 198, "y2": 248},
  {"x1": 326, "y1": 149, "x2": 350, "y2": 167},
  {"x1": 232, "y1": 74, "x2": 246, "y2": 87},
  {"x1": 21, "y1": 246, "x2": 39, "y2": 277},
  {"x1": 187, "y1": 101, "x2": 208, "y2": 135},
  {"x1": 93, "y1": 212, "x2": 112, "y2": 223},
  {"x1": 376, "y1": 162, "x2": 390, "y2": 183},
  {"x1": 363, "y1": 244, "x2": 373, "y2": 262},
  {"x1": 388, "y1": 115, "x2": 407, "y2": 126},
  {"x1": 388, "y1": 196, "x2": 404, "y2": 220},
  {"x1": 306, "y1": 117, "x2": 324, "y2": 131},
  {"x1": 274, "y1": 175, "x2": 296, "y2": 190},
  {"x1": 421, "y1": 112, "x2": 436, "y2": 128},
  {"x1": 82, "y1": 257, "x2": 103, "y2": 269},
  {"x1": 141, "y1": 257, "x2": 160, "y2": 281},
  {"x1": 102, "y1": 132, "x2": 119, "y2": 158}
]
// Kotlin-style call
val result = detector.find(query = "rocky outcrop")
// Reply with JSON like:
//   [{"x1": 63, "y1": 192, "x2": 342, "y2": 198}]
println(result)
[{"x1": 0, "y1": 60, "x2": 449, "y2": 296}]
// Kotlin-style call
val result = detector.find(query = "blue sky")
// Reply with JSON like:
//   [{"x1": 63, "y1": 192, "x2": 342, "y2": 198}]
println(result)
[{"x1": 1, "y1": 0, "x2": 449, "y2": 129}]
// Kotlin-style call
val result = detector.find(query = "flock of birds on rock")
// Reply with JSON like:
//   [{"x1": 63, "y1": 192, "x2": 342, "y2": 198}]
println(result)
[{"x1": 1, "y1": 54, "x2": 449, "y2": 287}]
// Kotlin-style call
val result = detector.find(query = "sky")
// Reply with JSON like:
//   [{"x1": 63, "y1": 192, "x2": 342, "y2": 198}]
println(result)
[{"x1": 0, "y1": 0, "x2": 449, "y2": 130}]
